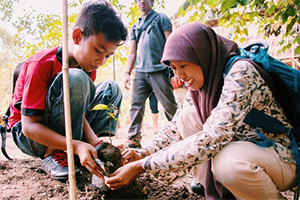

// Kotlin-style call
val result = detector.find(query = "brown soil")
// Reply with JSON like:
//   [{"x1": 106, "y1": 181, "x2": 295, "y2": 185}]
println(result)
[
  {"x1": 0, "y1": 122, "x2": 295, "y2": 199},
  {"x1": 0, "y1": 122, "x2": 205, "y2": 199},
  {"x1": 0, "y1": 158, "x2": 204, "y2": 200}
]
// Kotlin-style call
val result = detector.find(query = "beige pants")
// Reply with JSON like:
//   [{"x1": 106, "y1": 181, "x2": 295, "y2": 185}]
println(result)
[
  {"x1": 177, "y1": 106, "x2": 297, "y2": 199},
  {"x1": 173, "y1": 87, "x2": 188, "y2": 109}
]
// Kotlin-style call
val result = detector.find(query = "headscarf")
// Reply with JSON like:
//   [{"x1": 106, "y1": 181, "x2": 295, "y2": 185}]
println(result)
[{"x1": 161, "y1": 22, "x2": 240, "y2": 124}]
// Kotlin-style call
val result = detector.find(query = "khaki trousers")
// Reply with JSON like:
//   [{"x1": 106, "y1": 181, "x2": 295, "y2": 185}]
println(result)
[{"x1": 177, "y1": 106, "x2": 297, "y2": 199}]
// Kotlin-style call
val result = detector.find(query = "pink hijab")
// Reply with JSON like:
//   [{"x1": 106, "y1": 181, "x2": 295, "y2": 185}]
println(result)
[{"x1": 161, "y1": 22, "x2": 240, "y2": 124}]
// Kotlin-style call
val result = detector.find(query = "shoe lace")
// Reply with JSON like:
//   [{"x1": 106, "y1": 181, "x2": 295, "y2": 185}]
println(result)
[{"x1": 52, "y1": 152, "x2": 68, "y2": 167}]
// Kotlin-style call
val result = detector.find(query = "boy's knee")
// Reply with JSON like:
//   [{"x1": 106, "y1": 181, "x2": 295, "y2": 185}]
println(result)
[
  {"x1": 69, "y1": 68, "x2": 90, "y2": 82},
  {"x1": 108, "y1": 80, "x2": 122, "y2": 93}
]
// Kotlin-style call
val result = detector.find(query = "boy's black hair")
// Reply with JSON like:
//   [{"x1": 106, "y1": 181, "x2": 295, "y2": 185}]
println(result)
[{"x1": 74, "y1": 0, "x2": 127, "y2": 45}]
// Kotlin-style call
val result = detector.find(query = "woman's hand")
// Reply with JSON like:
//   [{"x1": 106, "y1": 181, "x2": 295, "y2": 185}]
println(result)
[
  {"x1": 121, "y1": 148, "x2": 145, "y2": 165},
  {"x1": 104, "y1": 161, "x2": 146, "y2": 190}
]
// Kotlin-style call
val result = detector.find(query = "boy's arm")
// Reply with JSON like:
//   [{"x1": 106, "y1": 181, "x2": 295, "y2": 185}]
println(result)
[
  {"x1": 22, "y1": 115, "x2": 104, "y2": 177},
  {"x1": 22, "y1": 115, "x2": 71, "y2": 152},
  {"x1": 82, "y1": 116, "x2": 100, "y2": 146}
]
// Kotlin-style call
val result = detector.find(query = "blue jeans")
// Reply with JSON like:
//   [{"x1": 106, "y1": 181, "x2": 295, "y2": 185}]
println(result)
[{"x1": 12, "y1": 69, "x2": 122, "y2": 157}]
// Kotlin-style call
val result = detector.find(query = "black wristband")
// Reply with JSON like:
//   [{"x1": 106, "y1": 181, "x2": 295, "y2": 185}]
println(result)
[{"x1": 125, "y1": 71, "x2": 131, "y2": 75}]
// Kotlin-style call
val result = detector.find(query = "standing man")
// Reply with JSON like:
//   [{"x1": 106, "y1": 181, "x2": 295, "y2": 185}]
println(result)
[{"x1": 124, "y1": 0, "x2": 177, "y2": 148}]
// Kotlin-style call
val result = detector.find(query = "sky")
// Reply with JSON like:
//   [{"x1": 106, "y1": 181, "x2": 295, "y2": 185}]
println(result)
[
  {"x1": 10, "y1": 0, "x2": 184, "y2": 16},
  {"x1": 2, "y1": 0, "x2": 185, "y2": 35}
]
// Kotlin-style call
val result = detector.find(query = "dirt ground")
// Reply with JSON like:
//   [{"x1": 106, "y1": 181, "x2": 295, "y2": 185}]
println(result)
[
  {"x1": 0, "y1": 121, "x2": 295, "y2": 199},
  {"x1": 0, "y1": 122, "x2": 205, "y2": 200}
]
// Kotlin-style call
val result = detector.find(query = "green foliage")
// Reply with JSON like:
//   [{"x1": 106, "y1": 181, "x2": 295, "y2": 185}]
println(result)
[
  {"x1": 2, "y1": 0, "x2": 299, "y2": 117},
  {"x1": 0, "y1": 0, "x2": 18, "y2": 21},
  {"x1": 177, "y1": 0, "x2": 300, "y2": 54},
  {"x1": 0, "y1": 27, "x2": 25, "y2": 112}
]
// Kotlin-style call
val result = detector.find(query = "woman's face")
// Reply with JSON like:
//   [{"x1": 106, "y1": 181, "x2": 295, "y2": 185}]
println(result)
[{"x1": 170, "y1": 61, "x2": 204, "y2": 90}]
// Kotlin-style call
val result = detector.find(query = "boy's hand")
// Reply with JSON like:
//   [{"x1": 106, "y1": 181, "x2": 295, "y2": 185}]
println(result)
[{"x1": 73, "y1": 141, "x2": 105, "y2": 178}]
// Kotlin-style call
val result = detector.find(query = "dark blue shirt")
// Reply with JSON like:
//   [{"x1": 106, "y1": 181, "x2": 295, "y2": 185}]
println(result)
[{"x1": 130, "y1": 10, "x2": 172, "y2": 73}]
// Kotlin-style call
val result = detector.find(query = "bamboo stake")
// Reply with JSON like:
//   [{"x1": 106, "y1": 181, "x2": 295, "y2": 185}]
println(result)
[{"x1": 62, "y1": 0, "x2": 77, "y2": 199}]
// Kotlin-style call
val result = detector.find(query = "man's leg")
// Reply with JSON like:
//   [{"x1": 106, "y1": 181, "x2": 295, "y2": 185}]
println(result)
[
  {"x1": 150, "y1": 71, "x2": 177, "y2": 121},
  {"x1": 85, "y1": 80, "x2": 122, "y2": 137},
  {"x1": 149, "y1": 92, "x2": 159, "y2": 134},
  {"x1": 126, "y1": 72, "x2": 152, "y2": 148}
]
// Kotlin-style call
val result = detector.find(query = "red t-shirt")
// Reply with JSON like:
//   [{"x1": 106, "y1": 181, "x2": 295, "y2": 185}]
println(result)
[{"x1": 8, "y1": 47, "x2": 96, "y2": 128}]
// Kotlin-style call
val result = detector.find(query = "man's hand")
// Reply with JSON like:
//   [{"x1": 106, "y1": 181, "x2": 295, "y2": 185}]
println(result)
[{"x1": 124, "y1": 73, "x2": 131, "y2": 90}]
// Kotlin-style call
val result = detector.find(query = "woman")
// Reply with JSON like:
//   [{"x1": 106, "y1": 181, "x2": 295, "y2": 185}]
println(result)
[{"x1": 105, "y1": 22, "x2": 297, "y2": 199}]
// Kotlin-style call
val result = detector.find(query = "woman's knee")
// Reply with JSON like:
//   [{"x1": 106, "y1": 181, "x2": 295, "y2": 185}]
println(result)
[
  {"x1": 177, "y1": 106, "x2": 203, "y2": 138},
  {"x1": 211, "y1": 142, "x2": 256, "y2": 186}
]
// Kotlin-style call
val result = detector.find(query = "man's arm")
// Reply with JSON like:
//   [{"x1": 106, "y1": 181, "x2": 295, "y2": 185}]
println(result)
[
  {"x1": 164, "y1": 30, "x2": 172, "y2": 40},
  {"x1": 124, "y1": 39, "x2": 137, "y2": 90}
]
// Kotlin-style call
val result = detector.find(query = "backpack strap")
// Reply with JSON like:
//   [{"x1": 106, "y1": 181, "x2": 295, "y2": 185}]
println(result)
[
  {"x1": 244, "y1": 108, "x2": 300, "y2": 199},
  {"x1": 1, "y1": 115, "x2": 12, "y2": 160},
  {"x1": 225, "y1": 53, "x2": 300, "y2": 198},
  {"x1": 135, "y1": 11, "x2": 160, "y2": 43}
]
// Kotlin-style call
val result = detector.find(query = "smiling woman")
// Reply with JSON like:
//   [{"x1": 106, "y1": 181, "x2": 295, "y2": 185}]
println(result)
[
  {"x1": 104, "y1": 22, "x2": 298, "y2": 200},
  {"x1": 169, "y1": 61, "x2": 205, "y2": 90}
]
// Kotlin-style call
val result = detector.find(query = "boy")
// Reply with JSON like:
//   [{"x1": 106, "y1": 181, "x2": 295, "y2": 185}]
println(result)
[{"x1": 8, "y1": 0, "x2": 127, "y2": 181}]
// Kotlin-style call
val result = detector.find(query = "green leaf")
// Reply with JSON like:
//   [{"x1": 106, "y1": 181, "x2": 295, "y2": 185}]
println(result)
[
  {"x1": 183, "y1": 0, "x2": 191, "y2": 10},
  {"x1": 281, "y1": 13, "x2": 288, "y2": 24},
  {"x1": 274, "y1": 13, "x2": 280, "y2": 21},
  {"x1": 206, "y1": 0, "x2": 219, "y2": 7},
  {"x1": 295, "y1": 46, "x2": 300, "y2": 54},
  {"x1": 221, "y1": 0, "x2": 236, "y2": 12},
  {"x1": 266, "y1": 5, "x2": 275, "y2": 14},
  {"x1": 236, "y1": 0, "x2": 249, "y2": 6},
  {"x1": 239, "y1": 37, "x2": 246, "y2": 43},
  {"x1": 295, "y1": 37, "x2": 300, "y2": 45},
  {"x1": 92, "y1": 104, "x2": 109, "y2": 111},
  {"x1": 286, "y1": 7, "x2": 295, "y2": 17},
  {"x1": 191, "y1": 0, "x2": 201, "y2": 5},
  {"x1": 286, "y1": 17, "x2": 297, "y2": 36}
]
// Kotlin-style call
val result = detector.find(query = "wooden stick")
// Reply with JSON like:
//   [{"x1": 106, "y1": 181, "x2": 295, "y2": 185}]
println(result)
[{"x1": 62, "y1": 0, "x2": 77, "y2": 199}]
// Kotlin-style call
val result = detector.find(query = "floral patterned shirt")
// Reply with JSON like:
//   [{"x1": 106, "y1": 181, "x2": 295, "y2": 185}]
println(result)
[{"x1": 140, "y1": 60, "x2": 294, "y2": 185}]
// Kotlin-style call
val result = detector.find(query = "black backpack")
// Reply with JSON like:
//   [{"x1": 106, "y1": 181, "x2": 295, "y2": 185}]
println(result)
[{"x1": 1, "y1": 62, "x2": 24, "y2": 160}]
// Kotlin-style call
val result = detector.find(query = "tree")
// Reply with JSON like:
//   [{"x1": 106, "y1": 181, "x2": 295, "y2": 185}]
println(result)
[
  {"x1": 0, "y1": 0, "x2": 18, "y2": 21},
  {"x1": 0, "y1": 27, "x2": 25, "y2": 111},
  {"x1": 0, "y1": 0, "x2": 167, "y2": 114},
  {"x1": 177, "y1": 0, "x2": 300, "y2": 54}
]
